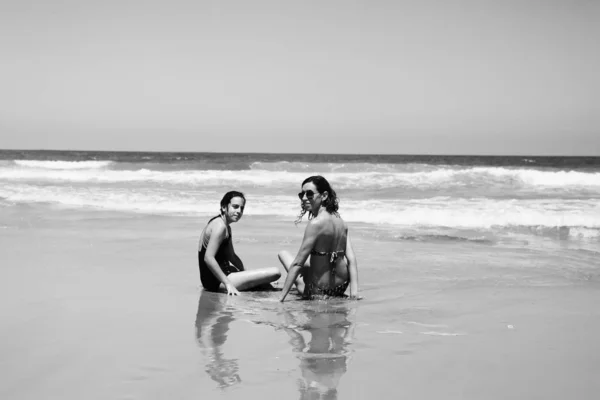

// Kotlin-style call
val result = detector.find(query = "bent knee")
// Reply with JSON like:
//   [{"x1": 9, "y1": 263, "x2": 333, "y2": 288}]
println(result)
[
  {"x1": 278, "y1": 250, "x2": 291, "y2": 261},
  {"x1": 269, "y1": 267, "x2": 282, "y2": 279}
]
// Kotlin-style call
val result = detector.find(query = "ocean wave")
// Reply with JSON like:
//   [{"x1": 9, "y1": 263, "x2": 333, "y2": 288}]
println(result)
[
  {"x1": 341, "y1": 198, "x2": 600, "y2": 229},
  {"x1": 480, "y1": 167, "x2": 600, "y2": 188},
  {"x1": 2, "y1": 184, "x2": 599, "y2": 233},
  {"x1": 249, "y1": 161, "x2": 436, "y2": 173},
  {"x1": 1, "y1": 163, "x2": 599, "y2": 191},
  {"x1": 568, "y1": 227, "x2": 600, "y2": 239},
  {"x1": 0, "y1": 167, "x2": 300, "y2": 186},
  {"x1": 249, "y1": 162, "x2": 600, "y2": 187},
  {"x1": 395, "y1": 234, "x2": 494, "y2": 244},
  {"x1": 14, "y1": 160, "x2": 114, "y2": 169},
  {"x1": 0, "y1": 184, "x2": 296, "y2": 217}
]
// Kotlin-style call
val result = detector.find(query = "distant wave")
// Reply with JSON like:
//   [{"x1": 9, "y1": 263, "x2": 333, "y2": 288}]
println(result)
[
  {"x1": 396, "y1": 234, "x2": 494, "y2": 244},
  {"x1": 1, "y1": 164, "x2": 600, "y2": 190},
  {"x1": 0, "y1": 168, "x2": 300, "y2": 186},
  {"x1": 14, "y1": 160, "x2": 114, "y2": 169},
  {"x1": 249, "y1": 161, "x2": 436, "y2": 173}
]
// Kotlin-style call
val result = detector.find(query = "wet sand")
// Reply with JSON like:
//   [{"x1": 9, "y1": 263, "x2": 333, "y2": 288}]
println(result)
[{"x1": 1, "y1": 206, "x2": 599, "y2": 399}]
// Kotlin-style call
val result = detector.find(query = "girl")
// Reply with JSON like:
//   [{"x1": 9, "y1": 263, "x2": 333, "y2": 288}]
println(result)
[{"x1": 198, "y1": 191, "x2": 280, "y2": 295}]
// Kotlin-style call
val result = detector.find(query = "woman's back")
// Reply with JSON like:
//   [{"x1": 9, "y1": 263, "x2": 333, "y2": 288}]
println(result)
[{"x1": 305, "y1": 213, "x2": 350, "y2": 290}]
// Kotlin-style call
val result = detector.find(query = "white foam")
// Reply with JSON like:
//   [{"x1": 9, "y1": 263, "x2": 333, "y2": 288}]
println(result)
[
  {"x1": 482, "y1": 167, "x2": 600, "y2": 188},
  {"x1": 0, "y1": 184, "x2": 294, "y2": 217},
  {"x1": 1, "y1": 164, "x2": 599, "y2": 192},
  {"x1": 0, "y1": 167, "x2": 301, "y2": 186},
  {"x1": 341, "y1": 197, "x2": 600, "y2": 229},
  {"x1": 14, "y1": 160, "x2": 113, "y2": 170},
  {"x1": 405, "y1": 322, "x2": 449, "y2": 328},
  {"x1": 569, "y1": 227, "x2": 600, "y2": 239},
  {"x1": 249, "y1": 161, "x2": 431, "y2": 173},
  {"x1": 2, "y1": 182, "x2": 599, "y2": 234}
]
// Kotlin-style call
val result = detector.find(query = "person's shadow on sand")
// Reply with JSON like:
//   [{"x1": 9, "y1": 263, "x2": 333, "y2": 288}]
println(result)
[
  {"x1": 281, "y1": 302, "x2": 356, "y2": 400},
  {"x1": 194, "y1": 290, "x2": 242, "y2": 389}
]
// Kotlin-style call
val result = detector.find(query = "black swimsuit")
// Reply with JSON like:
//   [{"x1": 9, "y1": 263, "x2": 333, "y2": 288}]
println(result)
[
  {"x1": 198, "y1": 216, "x2": 240, "y2": 292},
  {"x1": 303, "y1": 250, "x2": 348, "y2": 298}
]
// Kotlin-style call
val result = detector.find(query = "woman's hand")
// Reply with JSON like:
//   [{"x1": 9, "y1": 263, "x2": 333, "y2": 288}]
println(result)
[
  {"x1": 280, "y1": 264, "x2": 303, "y2": 302},
  {"x1": 225, "y1": 283, "x2": 240, "y2": 296}
]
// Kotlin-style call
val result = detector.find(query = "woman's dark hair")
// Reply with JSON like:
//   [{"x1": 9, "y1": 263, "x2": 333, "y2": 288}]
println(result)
[
  {"x1": 220, "y1": 191, "x2": 246, "y2": 213},
  {"x1": 295, "y1": 175, "x2": 339, "y2": 224}
]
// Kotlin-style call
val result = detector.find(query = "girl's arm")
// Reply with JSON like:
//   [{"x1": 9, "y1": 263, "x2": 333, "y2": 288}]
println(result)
[
  {"x1": 204, "y1": 223, "x2": 240, "y2": 296},
  {"x1": 345, "y1": 231, "x2": 360, "y2": 299},
  {"x1": 226, "y1": 230, "x2": 245, "y2": 271},
  {"x1": 280, "y1": 221, "x2": 321, "y2": 302}
]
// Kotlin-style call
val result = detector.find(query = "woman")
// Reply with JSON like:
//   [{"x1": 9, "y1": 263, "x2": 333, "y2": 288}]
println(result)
[
  {"x1": 279, "y1": 176, "x2": 359, "y2": 302},
  {"x1": 198, "y1": 191, "x2": 281, "y2": 295}
]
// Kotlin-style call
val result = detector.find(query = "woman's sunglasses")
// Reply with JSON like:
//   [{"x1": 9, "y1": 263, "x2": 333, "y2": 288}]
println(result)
[{"x1": 298, "y1": 190, "x2": 318, "y2": 200}]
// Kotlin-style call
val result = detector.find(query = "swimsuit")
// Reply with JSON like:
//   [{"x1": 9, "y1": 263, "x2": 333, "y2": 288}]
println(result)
[
  {"x1": 198, "y1": 216, "x2": 240, "y2": 292},
  {"x1": 303, "y1": 250, "x2": 349, "y2": 298}
]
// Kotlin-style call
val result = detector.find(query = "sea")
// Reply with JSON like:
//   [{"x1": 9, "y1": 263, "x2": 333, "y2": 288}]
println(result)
[
  {"x1": 1, "y1": 149, "x2": 599, "y2": 250},
  {"x1": 1, "y1": 149, "x2": 599, "y2": 399}
]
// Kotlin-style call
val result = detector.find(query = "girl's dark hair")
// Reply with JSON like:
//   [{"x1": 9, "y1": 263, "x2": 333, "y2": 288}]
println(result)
[
  {"x1": 295, "y1": 175, "x2": 339, "y2": 224},
  {"x1": 220, "y1": 191, "x2": 246, "y2": 213}
]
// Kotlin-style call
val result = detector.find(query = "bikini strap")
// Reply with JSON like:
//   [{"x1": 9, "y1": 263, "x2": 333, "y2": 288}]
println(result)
[{"x1": 310, "y1": 249, "x2": 345, "y2": 261}]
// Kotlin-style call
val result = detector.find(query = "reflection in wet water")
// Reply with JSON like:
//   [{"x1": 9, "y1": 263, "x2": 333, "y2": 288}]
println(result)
[
  {"x1": 282, "y1": 301, "x2": 356, "y2": 400},
  {"x1": 194, "y1": 290, "x2": 358, "y2": 397},
  {"x1": 194, "y1": 291, "x2": 241, "y2": 389}
]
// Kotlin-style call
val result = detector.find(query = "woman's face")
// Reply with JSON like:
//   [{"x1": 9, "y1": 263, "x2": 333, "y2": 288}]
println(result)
[
  {"x1": 222, "y1": 196, "x2": 245, "y2": 224},
  {"x1": 299, "y1": 182, "x2": 321, "y2": 213}
]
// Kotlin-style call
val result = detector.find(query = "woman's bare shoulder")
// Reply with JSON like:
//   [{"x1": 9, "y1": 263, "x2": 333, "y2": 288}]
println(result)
[
  {"x1": 305, "y1": 216, "x2": 333, "y2": 236},
  {"x1": 306, "y1": 216, "x2": 326, "y2": 230}
]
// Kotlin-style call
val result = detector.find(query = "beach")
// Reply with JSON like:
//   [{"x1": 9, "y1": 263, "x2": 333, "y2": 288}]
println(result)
[{"x1": 1, "y1": 151, "x2": 599, "y2": 399}]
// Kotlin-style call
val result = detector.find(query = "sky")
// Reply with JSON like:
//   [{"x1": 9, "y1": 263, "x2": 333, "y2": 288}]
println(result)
[{"x1": 0, "y1": 0, "x2": 598, "y2": 155}]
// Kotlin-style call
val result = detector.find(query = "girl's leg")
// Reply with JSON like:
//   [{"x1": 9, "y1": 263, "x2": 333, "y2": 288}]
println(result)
[
  {"x1": 223, "y1": 267, "x2": 281, "y2": 291},
  {"x1": 277, "y1": 250, "x2": 306, "y2": 295}
]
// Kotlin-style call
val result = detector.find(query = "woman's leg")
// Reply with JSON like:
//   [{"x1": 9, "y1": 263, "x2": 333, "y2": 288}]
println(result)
[
  {"x1": 278, "y1": 250, "x2": 306, "y2": 295},
  {"x1": 223, "y1": 267, "x2": 281, "y2": 291}
]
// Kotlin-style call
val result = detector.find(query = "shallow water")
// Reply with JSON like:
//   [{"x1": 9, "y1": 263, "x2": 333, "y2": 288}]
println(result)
[{"x1": 1, "y1": 203, "x2": 599, "y2": 399}]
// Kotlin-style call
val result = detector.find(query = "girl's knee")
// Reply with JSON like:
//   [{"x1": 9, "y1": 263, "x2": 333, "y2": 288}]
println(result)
[
  {"x1": 277, "y1": 250, "x2": 290, "y2": 262},
  {"x1": 270, "y1": 266, "x2": 282, "y2": 279}
]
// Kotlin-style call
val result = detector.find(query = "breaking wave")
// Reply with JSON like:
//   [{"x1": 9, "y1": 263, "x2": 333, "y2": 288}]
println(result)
[
  {"x1": 1, "y1": 163, "x2": 599, "y2": 191},
  {"x1": 14, "y1": 160, "x2": 114, "y2": 170}
]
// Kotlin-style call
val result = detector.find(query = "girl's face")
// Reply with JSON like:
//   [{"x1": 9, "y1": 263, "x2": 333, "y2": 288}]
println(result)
[
  {"x1": 222, "y1": 196, "x2": 245, "y2": 224},
  {"x1": 298, "y1": 182, "x2": 322, "y2": 213}
]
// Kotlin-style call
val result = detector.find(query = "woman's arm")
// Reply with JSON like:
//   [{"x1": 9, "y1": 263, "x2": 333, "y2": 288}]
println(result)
[
  {"x1": 280, "y1": 221, "x2": 321, "y2": 302},
  {"x1": 204, "y1": 222, "x2": 240, "y2": 296},
  {"x1": 345, "y1": 231, "x2": 360, "y2": 299},
  {"x1": 226, "y1": 230, "x2": 245, "y2": 271}
]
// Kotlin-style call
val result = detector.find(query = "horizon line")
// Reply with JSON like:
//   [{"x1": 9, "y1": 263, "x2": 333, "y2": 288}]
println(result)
[{"x1": 1, "y1": 148, "x2": 599, "y2": 158}]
